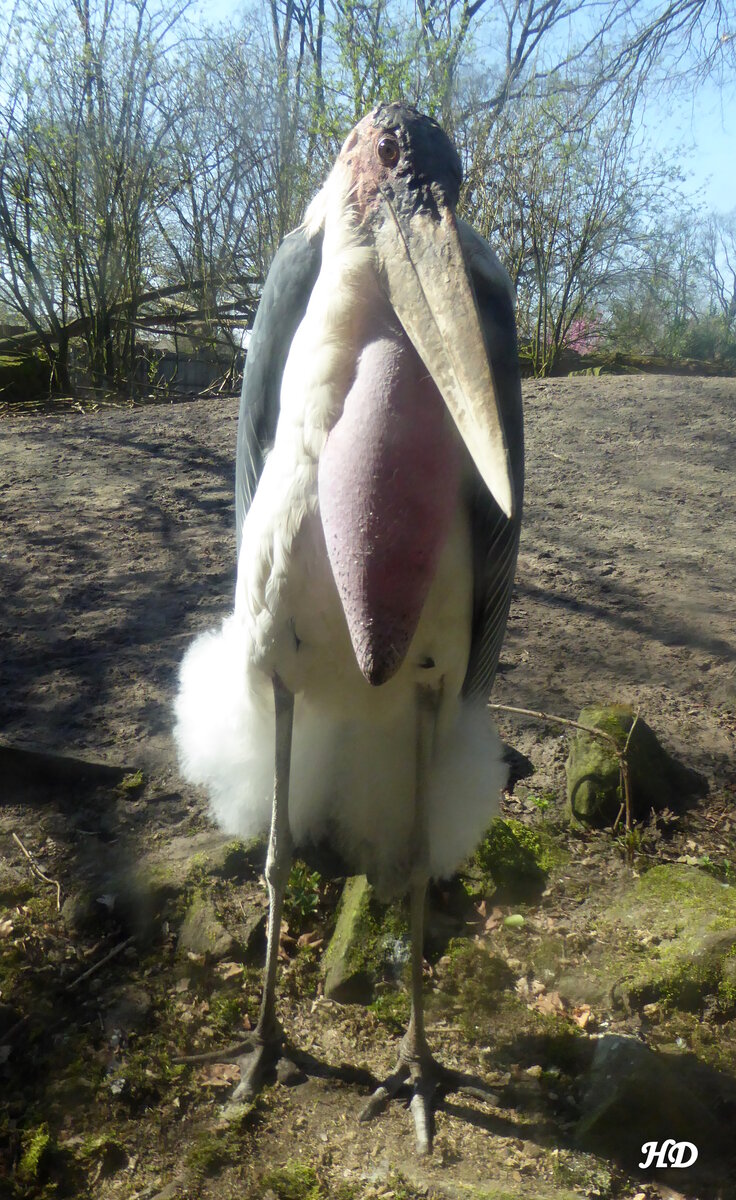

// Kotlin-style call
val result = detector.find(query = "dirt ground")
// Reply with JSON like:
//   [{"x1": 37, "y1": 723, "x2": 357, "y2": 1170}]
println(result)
[{"x1": 1, "y1": 374, "x2": 735, "y2": 1200}]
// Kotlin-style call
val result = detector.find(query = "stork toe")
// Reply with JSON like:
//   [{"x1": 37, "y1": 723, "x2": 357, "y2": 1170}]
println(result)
[
  {"x1": 232, "y1": 1035, "x2": 306, "y2": 1102},
  {"x1": 359, "y1": 1046, "x2": 447, "y2": 1154}
]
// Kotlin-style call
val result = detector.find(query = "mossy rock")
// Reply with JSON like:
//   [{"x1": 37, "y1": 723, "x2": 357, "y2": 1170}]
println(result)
[
  {"x1": 565, "y1": 704, "x2": 705, "y2": 827},
  {"x1": 469, "y1": 817, "x2": 550, "y2": 900},
  {"x1": 134, "y1": 831, "x2": 263, "y2": 915},
  {"x1": 576, "y1": 1034, "x2": 732, "y2": 1182},
  {"x1": 322, "y1": 876, "x2": 408, "y2": 1004},
  {"x1": 177, "y1": 894, "x2": 236, "y2": 962},
  {"x1": 615, "y1": 865, "x2": 736, "y2": 1012},
  {"x1": 551, "y1": 864, "x2": 736, "y2": 1013},
  {"x1": 0, "y1": 353, "x2": 51, "y2": 401}
]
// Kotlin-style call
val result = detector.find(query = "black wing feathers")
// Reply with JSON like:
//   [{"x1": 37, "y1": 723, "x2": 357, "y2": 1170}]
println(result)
[
  {"x1": 460, "y1": 234, "x2": 524, "y2": 699},
  {"x1": 235, "y1": 226, "x2": 324, "y2": 552}
]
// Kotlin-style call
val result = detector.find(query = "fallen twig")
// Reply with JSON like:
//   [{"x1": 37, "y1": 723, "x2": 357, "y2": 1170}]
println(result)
[
  {"x1": 12, "y1": 832, "x2": 61, "y2": 910},
  {"x1": 65, "y1": 936, "x2": 136, "y2": 991},
  {"x1": 613, "y1": 710, "x2": 640, "y2": 834}
]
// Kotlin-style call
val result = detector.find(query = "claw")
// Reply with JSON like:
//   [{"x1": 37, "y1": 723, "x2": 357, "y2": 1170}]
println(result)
[
  {"x1": 410, "y1": 1083, "x2": 434, "y2": 1155},
  {"x1": 232, "y1": 1040, "x2": 278, "y2": 1102},
  {"x1": 231, "y1": 1034, "x2": 309, "y2": 1102},
  {"x1": 359, "y1": 1052, "x2": 443, "y2": 1153},
  {"x1": 359, "y1": 1065, "x2": 410, "y2": 1122}
]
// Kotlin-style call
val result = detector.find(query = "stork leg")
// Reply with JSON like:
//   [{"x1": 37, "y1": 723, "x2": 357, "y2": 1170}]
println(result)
[
  {"x1": 360, "y1": 683, "x2": 441, "y2": 1153},
  {"x1": 233, "y1": 674, "x2": 302, "y2": 1100}
]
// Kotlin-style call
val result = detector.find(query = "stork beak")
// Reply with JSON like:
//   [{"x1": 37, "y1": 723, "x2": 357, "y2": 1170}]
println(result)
[{"x1": 371, "y1": 196, "x2": 515, "y2": 519}]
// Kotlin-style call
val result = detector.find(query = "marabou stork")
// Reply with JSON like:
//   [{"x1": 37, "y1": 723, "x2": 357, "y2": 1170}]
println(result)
[{"x1": 175, "y1": 102, "x2": 523, "y2": 1152}]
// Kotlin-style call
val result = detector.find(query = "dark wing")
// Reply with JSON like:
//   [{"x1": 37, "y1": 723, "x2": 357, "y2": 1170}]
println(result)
[
  {"x1": 235, "y1": 226, "x2": 324, "y2": 553},
  {"x1": 457, "y1": 220, "x2": 524, "y2": 699}
]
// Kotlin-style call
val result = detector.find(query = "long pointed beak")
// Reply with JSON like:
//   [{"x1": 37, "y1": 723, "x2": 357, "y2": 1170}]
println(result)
[{"x1": 371, "y1": 195, "x2": 515, "y2": 519}]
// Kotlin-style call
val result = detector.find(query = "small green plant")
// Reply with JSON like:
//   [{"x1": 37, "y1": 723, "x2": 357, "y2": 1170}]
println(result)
[
  {"x1": 529, "y1": 792, "x2": 553, "y2": 812},
  {"x1": 284, "y1": 860, "x2": 321, "y2": 928},
  {"x1": 119, "y1": 769, "x2": 144, "y2": 792}
]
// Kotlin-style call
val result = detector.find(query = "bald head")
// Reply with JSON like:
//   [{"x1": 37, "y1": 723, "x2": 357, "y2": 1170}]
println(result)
[{"x1": 337, "y1": 103, "x2": 463, "y2": 224}]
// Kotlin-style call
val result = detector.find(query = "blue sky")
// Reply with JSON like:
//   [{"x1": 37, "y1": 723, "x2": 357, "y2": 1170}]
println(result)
[{"x1": 648, "y1": 77, "x2": 735, "y2": 213}]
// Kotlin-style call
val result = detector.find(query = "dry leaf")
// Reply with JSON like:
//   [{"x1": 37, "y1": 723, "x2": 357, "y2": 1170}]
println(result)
[
  {"x1": 297, "y1": 931, "x2": 323, "y2": 949},
  {"x1": 199, "y1": 1062, "x2": 240, "y2": 1089},
  {"x1": 216, "y1": 961, "x2": 243, "y2": 981},
  {"x1": 572, "y1": 1005, "x2": 592, "y2": 1029},
  {"x1": 0, "y1": 918, "x2": 13, "y2": 940},
  {"x1": 533, "y1": 990, "x2": 564, "y2": 1015}
]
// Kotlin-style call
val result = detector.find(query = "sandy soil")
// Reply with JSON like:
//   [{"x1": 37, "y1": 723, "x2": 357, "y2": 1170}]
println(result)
[
  {"x1": 2, "y1": 374, "x2": 733, "y2": 789},
  {"x1": 1, "y1": 374, "x2": 735, "y2": 1200}
]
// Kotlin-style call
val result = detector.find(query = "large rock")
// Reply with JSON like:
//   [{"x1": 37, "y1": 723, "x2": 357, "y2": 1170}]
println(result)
[
  {"x1": 542, "y1": 863, "x2": 736, "y2": 1013},
  {"x1": 565, "y1": 704, "x2": 705, "y2": 826},
  {"x1": 322, "y1": 876, "x2": 408, "y2": 1004},
  {"x1": 323, "y1": 876, "x2": 375, "y2": 1004},
  {"x1": 177, "y1": 895, "x2": 236, "y2": 962},
  {"x1": 0, "y1": 860, "x2": 33, "y2": 906},
  {"x1": 576, "y1": 1034, "x2": 731, "y2": 1184},
  {"x1": 136, "y1": 832, "x2": 264, "y2": 909}
]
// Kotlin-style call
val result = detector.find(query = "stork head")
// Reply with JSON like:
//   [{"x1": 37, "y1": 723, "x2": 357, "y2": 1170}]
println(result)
[
  {"x1": 334, "y1": 104, "x2": 515, "y2": 521},
  {"x1": 337, "y1": 103, "x2": 462, "y2": 223}
]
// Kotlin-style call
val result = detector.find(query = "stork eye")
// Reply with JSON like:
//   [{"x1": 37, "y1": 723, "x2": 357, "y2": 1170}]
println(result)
[{"x1": 377, "y1": 135, "x2": 400, "y2": 167}]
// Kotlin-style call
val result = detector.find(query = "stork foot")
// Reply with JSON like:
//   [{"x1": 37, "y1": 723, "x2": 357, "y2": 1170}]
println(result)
[
  {"x1": 359, "y1": 1039, "x2": 445, "y2": 1155},
  {"x1": 231, "y1": 1033, "x2": 307, "y2": 1102},
  {"x1": 359, "y1": 1039, "x2": 501, "y2": 1154}
]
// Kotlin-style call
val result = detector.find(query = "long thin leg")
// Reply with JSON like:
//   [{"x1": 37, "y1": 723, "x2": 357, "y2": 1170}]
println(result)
[
  {"x1": 404, "y1": 684, "x2": 439, "y2": 1152},
  {"x1": 233, "y1": 673, "x2": 295, "y2": 1100},
  {"x1": 360, "y1": 683, "x2": 440, "y2": 1153}
]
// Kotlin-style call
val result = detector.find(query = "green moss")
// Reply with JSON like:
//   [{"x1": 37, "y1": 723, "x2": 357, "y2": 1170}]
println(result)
[
  {"x1": 259, "y1": 1162, "x2": 323, "y2": 1200},
  {"x1": 186, "y1": 1129, "x2": 238, "y2": 1181},
  {"x1": 209, "y1": 990, "x2": 249, "y2": 1035},
  {"x1": 369, "y1": 988, "x2": 410, "y2": 1029},
  {"x1": 472, "y1": 818, "x2": 549, "y2": 896},
  {"x1": 598, "y1": 865, "x2": 736, "y2": 1012},
  {"x1": 18, "y1": 1123, "x2": 52, "y2": 1181},
  {"x1": 119, "y1": 769, "x2": 144, "y2": 792},
  {"x1": 698, "y1": 854, "x2": 735, "y2": 884},
  {"x1": 633, "y1": 863, "x2": 736, "y2": 919}
]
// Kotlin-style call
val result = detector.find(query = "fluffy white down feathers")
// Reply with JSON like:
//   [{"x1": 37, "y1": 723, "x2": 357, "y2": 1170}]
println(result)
[{"x1": 174, "y1": 614, "x2": 505, "y2": 897}]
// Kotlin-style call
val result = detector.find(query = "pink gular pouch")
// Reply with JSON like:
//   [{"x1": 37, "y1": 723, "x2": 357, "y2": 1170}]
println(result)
[{"x1": 318, "y1": 325, "x2": 464, "y2": 686}]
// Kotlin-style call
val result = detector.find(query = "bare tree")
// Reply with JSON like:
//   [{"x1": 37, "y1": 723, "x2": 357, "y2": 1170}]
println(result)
[
  {"x1": 464, "y1": 80, "x2": 684, "y2": 374},
  {"x1": 705, "y1": 211, "x2": 736, "y2": 330}
]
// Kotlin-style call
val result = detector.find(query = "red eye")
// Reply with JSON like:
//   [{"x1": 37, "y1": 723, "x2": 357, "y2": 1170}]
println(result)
[{"x1": 377, "y1": 135, "x2": 400, "y2": 167}]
